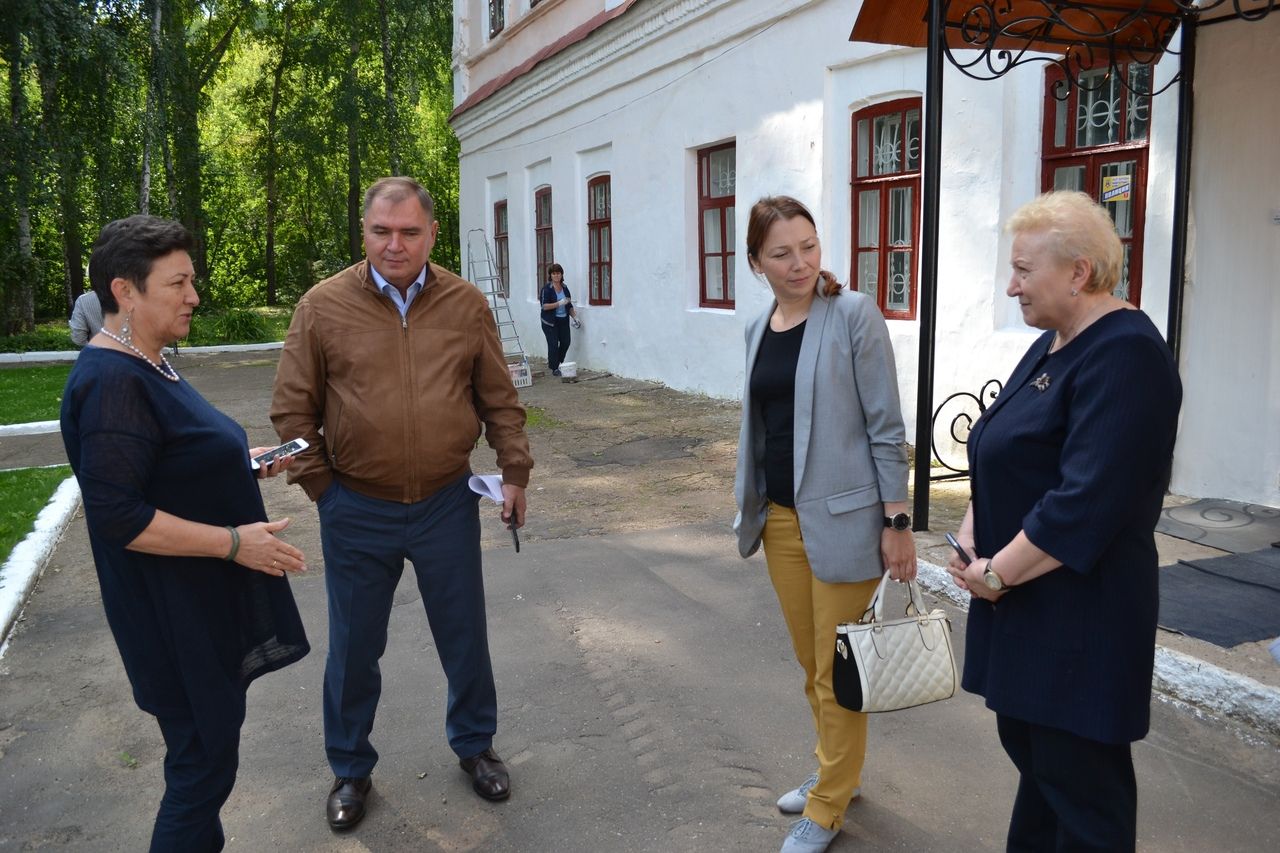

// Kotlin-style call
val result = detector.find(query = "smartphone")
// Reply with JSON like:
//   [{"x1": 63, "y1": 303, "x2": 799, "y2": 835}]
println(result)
[
  {"x1": 944, "y1": 532, "x2": 973, "y2": 566},
  {"x1": 251, "y1": 437, "x2": 309, "y2": 470}
]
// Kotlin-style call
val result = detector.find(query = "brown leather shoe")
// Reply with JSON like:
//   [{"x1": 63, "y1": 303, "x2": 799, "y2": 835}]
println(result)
[
  {"x1": 326, "y1": 776, "x2": 372, "y2": 830},
  {"x1": 459, "y1": 747, "x2": 510, "y2": 801}
]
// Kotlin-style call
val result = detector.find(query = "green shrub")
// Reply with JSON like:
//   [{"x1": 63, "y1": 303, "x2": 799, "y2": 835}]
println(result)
[
  {"x1": 0, "y1": 322, "x2": 74, "y2": 353},
  {"x1": 187, "y1": 308, "x2": 271, "y2": 345}
]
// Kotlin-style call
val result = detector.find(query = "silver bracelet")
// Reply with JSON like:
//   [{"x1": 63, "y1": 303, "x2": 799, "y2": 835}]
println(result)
[{"x1": 224, "y1": 526, "x2": 240, "y2": 562}]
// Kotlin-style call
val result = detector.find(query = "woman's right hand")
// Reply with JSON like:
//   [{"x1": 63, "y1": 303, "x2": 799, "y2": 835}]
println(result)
[{"x1": 233, "y1": 518, "x2": 306, "y2": 577}]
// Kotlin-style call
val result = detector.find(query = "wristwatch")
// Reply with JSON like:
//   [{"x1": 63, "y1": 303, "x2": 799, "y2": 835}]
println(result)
[
  {"x1": 883, "y1": 512, "x2": 911, "y2": 531},
  {"x1": 982, "y1": 558, "x2": 1007, "y2": 591}
]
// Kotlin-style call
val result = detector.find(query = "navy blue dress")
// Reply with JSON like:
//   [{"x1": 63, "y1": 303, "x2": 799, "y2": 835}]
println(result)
[
  {"x1": 60, "y1": 346, "x2": 309, "y2": 750},
  {"x1": 963, "y1": 310, "x2": 1181, "y2": 745}
]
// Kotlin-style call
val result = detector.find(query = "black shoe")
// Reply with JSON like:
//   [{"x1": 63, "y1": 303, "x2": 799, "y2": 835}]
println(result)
[
  {"x1": 459, "y1": 747, "x2": 510, "y2": 801},
  {"x1": 326, "y1": 776, "x2": 372, "y2": 831},
  {"x1": 552, "y1": 369, "x2": 561, "y2": 376}
]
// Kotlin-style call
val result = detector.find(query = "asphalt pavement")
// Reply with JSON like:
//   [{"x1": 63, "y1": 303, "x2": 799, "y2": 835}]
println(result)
[{"x1": 1, "y1": 350, "x2": 1278, "y2": 851}]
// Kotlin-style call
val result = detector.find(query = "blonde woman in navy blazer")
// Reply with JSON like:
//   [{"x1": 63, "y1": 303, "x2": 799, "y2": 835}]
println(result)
[
  {"x1": 733, "y1": 196, "x2": 916, "y2": 853},
  {"x1": 946, "y1": 191, "x2": 1181, "y2": 851}
]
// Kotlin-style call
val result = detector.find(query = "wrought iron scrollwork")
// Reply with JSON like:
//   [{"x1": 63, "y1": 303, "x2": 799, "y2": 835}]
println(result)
[
  {"x1": 940, "y1": 0, "x2": 1277, "y2": 98},
  {"x1": 930, "y1": 378, "x2": 1002, "y2": 481}
]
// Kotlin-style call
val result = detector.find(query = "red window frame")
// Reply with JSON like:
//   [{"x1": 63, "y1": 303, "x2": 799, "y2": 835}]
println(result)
[
  {"x1": 534, "y1": 186, "x2": 554, "y2": 294},
  {"x1": 1041, "y1": 63, "x2": 1151, "y2": 305},
  {"x1": 587, "y1": 175, "x2": 612, "y2": 305},
  {"x1": 493, "y1": 200, "x2": 509, "y2": 297},
  {"x1": 488, "y1": 0, "x2": 504, "y2": 38},
  {"x1": 697, "y1": 142, "x2": 736, "y2": 308},
  {"x1": 850, "y1": 98, "x2": 921, "y2": 320}
]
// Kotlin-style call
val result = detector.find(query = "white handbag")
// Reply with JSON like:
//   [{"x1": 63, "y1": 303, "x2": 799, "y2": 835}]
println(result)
[{"x1": 832, "y1": 573, "x2": 958, "y2": 713}]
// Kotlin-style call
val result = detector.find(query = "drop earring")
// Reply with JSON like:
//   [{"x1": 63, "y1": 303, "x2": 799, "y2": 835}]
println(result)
[
  {"x1": 120, "y1": 309, "x2": 134, "y2": 346},
  {"x1": 1070, "y1": 289, "x2": 1079, "y2": 297}
]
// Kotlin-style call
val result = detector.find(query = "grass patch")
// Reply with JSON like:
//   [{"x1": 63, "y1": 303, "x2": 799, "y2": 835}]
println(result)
[
  {"x1": 0, "y1": 466, "x2": 70, "y2": 565},
  {"x1": 524, "y1": 405, "x2": 562, "y2": 430},
  {"x1": 0, "y1": 364, "x2": 73, "y2": 425}
]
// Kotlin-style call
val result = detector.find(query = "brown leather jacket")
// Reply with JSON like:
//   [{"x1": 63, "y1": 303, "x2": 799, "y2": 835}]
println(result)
[{"x1": 270, "y1": 260, "x2": 532, "y2": 503}]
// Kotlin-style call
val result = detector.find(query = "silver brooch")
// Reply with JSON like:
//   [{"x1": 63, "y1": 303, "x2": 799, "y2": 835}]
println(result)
[{"x1": 1032, "y1": 373, "x2": 1051, "y2": 392}]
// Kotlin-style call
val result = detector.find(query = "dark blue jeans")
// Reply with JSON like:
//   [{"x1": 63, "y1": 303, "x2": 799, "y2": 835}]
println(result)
[
  {"x1": 149, "y1": 713, "x2": 239, "y2": 853},
  {"x1": 542, "y1": 316, "x2": 571, "y2": 371},
  {"x1": 318, "y1": 475, "x2": 496, "y2": 778}
]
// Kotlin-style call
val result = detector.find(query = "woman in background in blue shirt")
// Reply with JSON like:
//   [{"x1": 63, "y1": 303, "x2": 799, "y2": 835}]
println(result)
[
  {"x1": 60, "y1": 215, "x2": 310, "y2": 852},
  {"x1": 540, "y1": 263, "x2": 578, "y2": 376},
  {"x1": 946, "y1": 191, "x2": 1181, "y2": 852}
]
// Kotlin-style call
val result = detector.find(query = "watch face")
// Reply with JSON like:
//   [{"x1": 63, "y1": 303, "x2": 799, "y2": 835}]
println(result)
[
  {"x1": 983, "y1": 569, "x2": 1003, "y2": 591},
  {"x1": 891, "y1": 513, "x2": 911, "y2": 531}
]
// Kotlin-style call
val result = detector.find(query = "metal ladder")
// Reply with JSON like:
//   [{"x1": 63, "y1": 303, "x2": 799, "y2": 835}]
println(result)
[{"x1": 465, "y1": 228, "x2": 531, "y2": 388}]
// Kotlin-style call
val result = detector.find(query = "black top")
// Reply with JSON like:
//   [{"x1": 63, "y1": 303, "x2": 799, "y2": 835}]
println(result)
[
  {"x1": 60, "y1": 346, "x2": 309, "y2": 748},
  {"x1": 750, "y1": 320, "x2": 806, "y2": 507},
  {"x1": 962, "y1": 309, "x2": 1181, "y2": 744}
]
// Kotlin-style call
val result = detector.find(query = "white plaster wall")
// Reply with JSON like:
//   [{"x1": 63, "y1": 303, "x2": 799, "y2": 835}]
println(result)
[
  {"x1": 453, "y1": 0, "x2": 1195, "y2": 477},
  {"x1": 1171, "y1": 15, "x2": 1280, "y2": 506}
]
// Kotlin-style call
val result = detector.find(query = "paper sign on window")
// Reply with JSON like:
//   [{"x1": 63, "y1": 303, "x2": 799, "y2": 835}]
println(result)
[{"x1": 1101, "y1": 175, "x2": 1132, "y2": 203}]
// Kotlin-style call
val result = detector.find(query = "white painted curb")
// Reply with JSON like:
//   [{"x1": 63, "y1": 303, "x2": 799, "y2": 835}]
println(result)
[
  {"x1": 0, "y1": 420, "x2": 59, "y2": 437},
  {"x1": 915, "y1": 559, "x2": 1280, "y2": 741},
  {"x1": 0, "y1": 341, "x2": 283, "y2": 365},
  {"x1": 0, "y1": 476, "x2": 81, "y2": 653}
]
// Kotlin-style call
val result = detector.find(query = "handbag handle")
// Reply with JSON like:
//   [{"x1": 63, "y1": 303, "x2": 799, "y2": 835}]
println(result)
[{"x1": 860, "y1": 572, "x2": 929, "y2": 624}]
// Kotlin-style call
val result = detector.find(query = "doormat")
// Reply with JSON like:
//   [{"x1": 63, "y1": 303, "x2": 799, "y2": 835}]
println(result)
[
  {"x1": 1158, "y1": 548, "x2": 1280, "y2": 647},
  {"x1": 1156, "y1": 499, "x2": 1280, "y2": 554}
]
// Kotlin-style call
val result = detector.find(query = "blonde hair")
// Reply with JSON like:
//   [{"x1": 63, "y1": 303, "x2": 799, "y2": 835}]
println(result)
[{"x1": 1005, "y1": 190, "x2": 1123, "y2": 294}]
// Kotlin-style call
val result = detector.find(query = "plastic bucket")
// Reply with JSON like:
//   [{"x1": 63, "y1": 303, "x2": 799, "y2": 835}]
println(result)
[{"x1": 559, "y1": 361, "x2": 578, "y2": 381}]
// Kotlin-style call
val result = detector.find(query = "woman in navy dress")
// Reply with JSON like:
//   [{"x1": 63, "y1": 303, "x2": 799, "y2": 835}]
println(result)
[
  {"x1": 945, "y1": 192, "x2": 1181, "y2": 852},
  {"x1": 59, "y1": 216, "x2": 310, "y2": 852}
]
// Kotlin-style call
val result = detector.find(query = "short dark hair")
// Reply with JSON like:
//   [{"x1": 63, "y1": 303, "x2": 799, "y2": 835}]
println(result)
[
  {"x1": 547, "y1": 263, "x2": 564, "y2": 278},
  {"x1": 88, "y1": 216, "x2": 194, "y2": 314},
  {"x1": 363, "y1": 177, "x2": 435, "y2": 220}
]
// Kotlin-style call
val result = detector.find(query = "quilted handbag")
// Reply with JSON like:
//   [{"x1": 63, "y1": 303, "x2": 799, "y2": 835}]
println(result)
[{"x1": 832, "y1": 573, "x2": 957, "y2": 713}]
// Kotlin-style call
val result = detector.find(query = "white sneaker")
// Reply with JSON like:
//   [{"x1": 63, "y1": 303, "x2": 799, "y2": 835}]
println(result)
[
  {"x1": 779, "y1": 818, "x2": 838, "y2": 853},
  {"x1": 777, "y1": 773, "x2": 861, "y2": 814},
  {"x1": 776, "y1": 773, "x2": 819, "y2": 813}
]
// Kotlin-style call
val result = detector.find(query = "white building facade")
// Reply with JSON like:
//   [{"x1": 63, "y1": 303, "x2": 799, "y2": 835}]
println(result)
[{"x1": 451, "y1": 0, "x2": 1280, "y2": 507}]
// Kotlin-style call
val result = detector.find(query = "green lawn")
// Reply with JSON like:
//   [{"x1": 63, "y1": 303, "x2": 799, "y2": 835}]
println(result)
[
  {"x1": 0, "y1": 466, "x2": 71, "y2": 566},
  {"x1": 0, "y1": 365, "x2": 73, "y2": 425}
]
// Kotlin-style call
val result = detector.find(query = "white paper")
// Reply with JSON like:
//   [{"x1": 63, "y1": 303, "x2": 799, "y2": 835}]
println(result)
[{"x1": 468, "y1": 473, "x2": 506, "y2": 504}]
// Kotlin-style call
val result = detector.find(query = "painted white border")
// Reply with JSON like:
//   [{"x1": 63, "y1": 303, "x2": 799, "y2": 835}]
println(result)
[
  {"x1": 0, "y1": 341, "x2": 283, "y2": 365},
  {"x1": 0, "y1": 475, "x2": 81, "y2": 657},
  {"x1": 914, "y1": 559, "x2": 1280, "y2": 740}
]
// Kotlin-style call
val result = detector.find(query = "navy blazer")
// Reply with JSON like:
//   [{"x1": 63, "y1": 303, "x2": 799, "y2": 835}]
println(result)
[{"x1": 963, "y1": 309, "x2": 1181, "y2": 744}]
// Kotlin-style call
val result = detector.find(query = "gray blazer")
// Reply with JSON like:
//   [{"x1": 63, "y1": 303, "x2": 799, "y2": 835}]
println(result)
[{"x1": 733, "y1": 286, "x2": 909, "y2": 583}]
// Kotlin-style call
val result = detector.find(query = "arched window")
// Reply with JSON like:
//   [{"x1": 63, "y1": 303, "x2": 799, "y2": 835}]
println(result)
[
  {"x1": 587, "y1": 176, "x2": 612, "y2": 305},
  {"x1": 851, "y1": 98, "x2": 921, "y2": 319},
  {"x1": 1042, "y1": 63, "x2": 1151, "y2": 305}
]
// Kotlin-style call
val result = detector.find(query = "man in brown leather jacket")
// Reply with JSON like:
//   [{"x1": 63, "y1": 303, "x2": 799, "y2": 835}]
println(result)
[{"x1": 271, "y1": 176, "x2": 533, "y2": 832}]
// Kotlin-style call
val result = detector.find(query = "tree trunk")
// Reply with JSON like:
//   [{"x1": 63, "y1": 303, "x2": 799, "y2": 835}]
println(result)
[
  {"x1": 265, "y1": 8, "x2": 292, "y2": 306},
  {"x1": 4, "y1": 13, "x2": 36, "y2": 331},
  {"x1": 140, "y1": 0, "x2": 163, "y2": 213},
  {"x1": 345, "y1": 33, "x2": 362, "y2": 265},
  {"x1": 37, "y1": 53, "x2": 84, "y2": 319},
  {"x1": 377, "y1": 0, "x2": 400, "y2": 175}
]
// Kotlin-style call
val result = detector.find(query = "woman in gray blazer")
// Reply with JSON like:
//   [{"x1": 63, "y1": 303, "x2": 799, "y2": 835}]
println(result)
[{"x1": 734, "y1": 196, "x2": 916, "y2": 853}]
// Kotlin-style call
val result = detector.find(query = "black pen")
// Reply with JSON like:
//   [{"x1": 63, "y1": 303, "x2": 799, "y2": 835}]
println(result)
[{"x1": 508, "y1": 511, "x2": 520, "y2": 553}]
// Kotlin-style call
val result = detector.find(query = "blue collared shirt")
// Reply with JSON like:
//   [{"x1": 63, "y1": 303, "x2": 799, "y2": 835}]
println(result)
[{"x1": 370, "y1": 264, "x2": 427, "y2": 318}]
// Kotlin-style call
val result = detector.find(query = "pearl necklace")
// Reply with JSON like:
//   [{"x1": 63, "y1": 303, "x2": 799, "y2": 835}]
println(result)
[{"x1": 100, "y1": 329, "x2": 180, "y2": 382}]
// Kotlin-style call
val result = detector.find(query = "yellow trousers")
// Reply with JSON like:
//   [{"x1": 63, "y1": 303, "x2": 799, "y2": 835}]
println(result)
[{"x1": 762, "y1": 503, "x2": 881, "y2": 831}]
